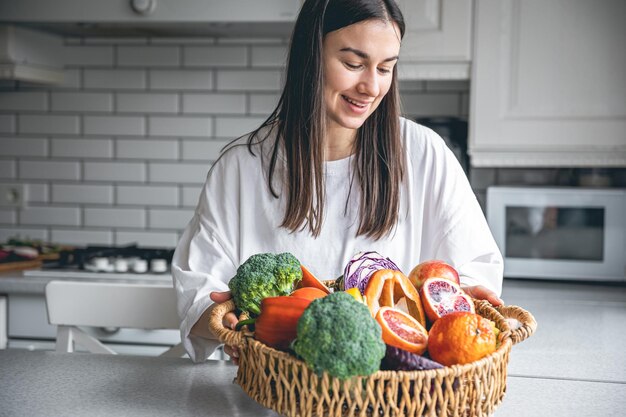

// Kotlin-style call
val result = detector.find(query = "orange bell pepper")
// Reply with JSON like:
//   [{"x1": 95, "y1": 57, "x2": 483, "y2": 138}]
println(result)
[
  {"x1": 253, "y1": 295, "x2": 312, "y2": 351},
  {"x1": 295, "y1": 265, "x2": 331, "y2": 294},
  {"x1": 363, "y1": 269, "x2": 426, "y2": 328}
]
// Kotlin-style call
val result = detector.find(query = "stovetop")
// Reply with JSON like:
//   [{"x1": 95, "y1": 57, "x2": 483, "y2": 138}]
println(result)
[{"x1": 33, "y1": 244, "x2": 175, "y2": 277}]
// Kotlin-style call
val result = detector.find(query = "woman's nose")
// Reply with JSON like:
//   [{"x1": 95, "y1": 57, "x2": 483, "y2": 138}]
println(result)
[{"x1": 357, "y1": 70, "x2": 380, "y2": 97}]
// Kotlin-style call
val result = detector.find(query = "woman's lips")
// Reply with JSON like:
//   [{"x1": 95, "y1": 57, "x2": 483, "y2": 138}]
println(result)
[{"x1": 342, "y1": 95, "x2": 370, "y2": 114}]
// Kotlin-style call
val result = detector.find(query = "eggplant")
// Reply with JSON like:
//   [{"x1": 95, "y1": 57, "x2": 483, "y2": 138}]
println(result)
[{"x1": 380, "y1": 345, "x2": 443, "y2": 371}]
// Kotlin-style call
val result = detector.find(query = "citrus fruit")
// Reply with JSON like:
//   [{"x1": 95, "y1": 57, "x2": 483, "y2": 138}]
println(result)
[
  {"x1": 427, "y1": 311, "x2": 497, "y2": 366},
  {"x1": 408, "y1": 259, "x2": 460, "y2": 290},
  {"x1": 365, "y1": 269, "x2": 427, "y2": 327},
  {"x1": 345, "y1": 287, "x2": 364, "y2": 303},
  {"x1": 296, "y1": 265, "x2": 331, "y2": 294},
  {"x1": 375, "y1": 306, "x2": 428, "y2": 355},
  {"x1": 290, "y1": 287, "x2": 328, "y2": 301},
  {"x1": 419, "y1": 277, "x2": 475, "y2": 324}
]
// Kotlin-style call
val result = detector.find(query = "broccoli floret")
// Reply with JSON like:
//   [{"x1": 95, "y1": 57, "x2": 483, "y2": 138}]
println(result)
[
  {"x1": 228, "y1": 252, "x2": 302, "y2": 316},
  {"x1": 293, "y1": 292, "x2": 385, "y2": 380}
]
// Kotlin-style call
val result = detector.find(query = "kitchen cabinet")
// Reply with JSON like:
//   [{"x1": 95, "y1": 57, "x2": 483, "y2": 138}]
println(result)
[
  {"x1": 469, "y1": 0, "x2": 626, "y2": 167},
  {"x1": 396, "y1": 0, "x2": 473, "y2": 80},
  {"x1": 0, "y1": 0, "x2": 300, "y2": 38},
  {"x1": 0, "y1": 295, "x2": 6, "y2": 349}
]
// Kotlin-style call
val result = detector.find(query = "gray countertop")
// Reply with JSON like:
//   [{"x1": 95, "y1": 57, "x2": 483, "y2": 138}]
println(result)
[
  {"x1": 0, "y1": 269, "x2": 172, "y2": 294},
  {"x1": 2, "y1": 272, "x2": 626, "y2": 416},
  {"x1": 1, "y1": 349, "x2": 624, "y2": 417}
]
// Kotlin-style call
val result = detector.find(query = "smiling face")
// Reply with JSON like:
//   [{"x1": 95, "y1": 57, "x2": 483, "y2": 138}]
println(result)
[{"x1": 322, "y1": 19, "x2": 401, "y2": 148}]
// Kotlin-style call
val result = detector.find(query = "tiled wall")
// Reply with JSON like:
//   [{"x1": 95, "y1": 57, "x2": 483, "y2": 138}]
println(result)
[{"x1": 0, "y1": 37, "x2": 470, "y2": 247}]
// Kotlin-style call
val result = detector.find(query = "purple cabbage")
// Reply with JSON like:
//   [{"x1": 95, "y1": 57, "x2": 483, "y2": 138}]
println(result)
[{"x1": 342, "y1": 251, "x2": 401, "y2": 294}]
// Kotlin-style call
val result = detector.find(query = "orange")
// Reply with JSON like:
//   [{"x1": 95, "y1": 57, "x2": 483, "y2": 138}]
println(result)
[
  {"x1": 290, "y1": 287, "x2": 328, "y2": 301},
  {"x1": 375, "y1": 306, "x2": 428, "y2": 355},
  {"x1": 427, "y1": 311, "x2": 496, "y2": 366}
]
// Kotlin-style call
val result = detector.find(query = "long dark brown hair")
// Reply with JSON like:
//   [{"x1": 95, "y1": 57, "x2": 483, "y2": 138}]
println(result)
[{"x1": 246, "y1": 0, "x2": 405, "y2": 240}]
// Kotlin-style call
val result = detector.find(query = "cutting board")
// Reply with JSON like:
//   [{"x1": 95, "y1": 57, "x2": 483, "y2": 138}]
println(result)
[{"x1": 0, "y1": 259, "x2": 43, "y2": 272}]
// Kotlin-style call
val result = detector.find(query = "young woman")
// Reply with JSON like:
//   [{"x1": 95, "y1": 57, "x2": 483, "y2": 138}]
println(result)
[{"x1": 172, "y1": 0, "x2": 504, "y2": 363}]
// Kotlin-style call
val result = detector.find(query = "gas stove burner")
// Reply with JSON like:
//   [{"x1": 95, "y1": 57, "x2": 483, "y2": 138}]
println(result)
[{"x1": 44, "y1": 244, "x2": 174, "y2": 275}]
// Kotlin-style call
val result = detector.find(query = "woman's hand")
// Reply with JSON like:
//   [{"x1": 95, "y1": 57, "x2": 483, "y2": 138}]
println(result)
[
  {"x1": 209, "y1": 291, "x2": 240, "y2": 365},
  {"x1": 461, "y1": 285, "x2": 504, "y2": 307}
]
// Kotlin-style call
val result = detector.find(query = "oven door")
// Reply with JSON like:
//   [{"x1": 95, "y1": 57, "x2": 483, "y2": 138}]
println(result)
[{"x1": 487, "y1": 187, "x2": 626, "y2": 281}]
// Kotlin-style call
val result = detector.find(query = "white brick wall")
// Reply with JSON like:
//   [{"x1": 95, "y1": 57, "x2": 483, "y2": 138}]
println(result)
[
  {"x1": 52, "y1": 184, "x2": 114, "y2": 204},
  {"x1": 84, "y1": 207, "x2": 145, "y2": 228},
  {"x1": 85, "y1": 69, "x2": 146, "y2": 90},
  {"x1": 51, "y1": 92, "x2": 113, "y2": 112},
  {"x1": 0, "y1": 92, "x2": 48, "y2": 111},
  {"x1": 116, "y1": 185, "x2": 179, "y2": 206},
  {"x1": 0, "y1": 137, "x2": 47, "y2": 157},
  {"x1": 116, "y1": 139, "x2": 178, "y2": 160},
  {"x1": 116, "y1": 93, "x2": 179, "y2": 114},
  {"x1": 51, "y1": 138, "x2": 113, "y2": 158},
  {"x1": 0, "y1": 37, "x2": 468, "y2": 247},
  {"x1": 149, "y1": 70, "x2": 213, "y2": 90}
]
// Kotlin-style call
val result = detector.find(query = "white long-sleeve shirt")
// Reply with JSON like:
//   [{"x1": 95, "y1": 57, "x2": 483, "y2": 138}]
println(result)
[{"x1": 172, "y1": 117, "x2": 503, "y2": 362}]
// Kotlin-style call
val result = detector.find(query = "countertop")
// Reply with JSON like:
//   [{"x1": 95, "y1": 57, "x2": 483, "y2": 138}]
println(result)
[
  {"x1": 1, "y1": 272, "x2": 626, "y2": 416},
  {"x1": 0, "y1": 269, "x2": 172, "y2": 294},
  {"x1": 0, "y1": 347, "x2": 624, "y2": 417}
]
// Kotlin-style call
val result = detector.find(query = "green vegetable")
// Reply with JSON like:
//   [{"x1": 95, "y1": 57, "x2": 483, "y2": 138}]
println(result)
[
  {"x1": 228, "y1": 252, "x2": 302, "y2": 316},
  {"x1": 293, "y1": 291, "x2": 386, "y2": 380}
]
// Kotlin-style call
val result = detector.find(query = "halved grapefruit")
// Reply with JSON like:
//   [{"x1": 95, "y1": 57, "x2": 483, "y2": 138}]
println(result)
[
  {"x1": 375, "y1": 306, "x2": 428, "y2": 355},
  {"x1": 419, "y1": 277, "x2": 475, "y2": 324}
]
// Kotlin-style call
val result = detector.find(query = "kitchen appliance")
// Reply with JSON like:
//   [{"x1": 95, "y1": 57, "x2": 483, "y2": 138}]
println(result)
[
  {"x1": 487, "y1": 186, "x2": 626, "y2": 282},
  {"x1": 24, "y1": 243, "x2": 174, "y2": 277},
  {"x1": 416, "y1": 117, "x2": 469, "y2": 174}
]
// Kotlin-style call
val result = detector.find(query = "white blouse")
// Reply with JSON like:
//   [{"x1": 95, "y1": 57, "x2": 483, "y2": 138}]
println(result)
[{"x1": 171, "y1": 117, "x2": 503, "y2": 362}]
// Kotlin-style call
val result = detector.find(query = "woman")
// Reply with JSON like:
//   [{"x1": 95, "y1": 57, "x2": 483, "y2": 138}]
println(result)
[{"x1": 172, "y1": 0, "x2": 504, "y2": 363}]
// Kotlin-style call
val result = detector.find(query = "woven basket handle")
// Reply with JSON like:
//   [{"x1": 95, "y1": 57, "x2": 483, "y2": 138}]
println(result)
[
  {"x1": 207, "y1": 299, "x2": 244, "y2": 348},
  {"x1": 496, "y1": 304, "x2": 537, "y2": 345}
]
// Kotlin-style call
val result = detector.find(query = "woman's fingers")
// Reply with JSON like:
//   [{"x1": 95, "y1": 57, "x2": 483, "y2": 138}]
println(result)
[
  {"x1": 223, "y1": 344, "x2": 239, "y2": 365},
  {"x1": 222, "y1": 311, "x2": 239, "y2": 330},
  {"x1": 210, "y1": 290, "x2": 232, "y2": 303},
  {"x1": 462, "y1": 285, "x2": 504, "y2": 306}
]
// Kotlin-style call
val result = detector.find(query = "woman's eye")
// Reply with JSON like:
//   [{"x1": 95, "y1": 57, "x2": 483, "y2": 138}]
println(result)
[
  {"x1": 378, "y1": 67, "x2": 391, "y2": 75},
  {"x1": 345, "y1": 62, "x2": 361, "y2": 70}
]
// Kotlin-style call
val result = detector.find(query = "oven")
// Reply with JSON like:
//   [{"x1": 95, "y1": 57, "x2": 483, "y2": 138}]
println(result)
[{"x1": 487, "y1": 186, "x2": 626, "y2": 282}]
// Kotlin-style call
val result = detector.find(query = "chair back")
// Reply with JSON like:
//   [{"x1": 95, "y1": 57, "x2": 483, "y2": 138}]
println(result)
[{"x1": 45, "y1": 280, "x2": 184, "y2": 356}]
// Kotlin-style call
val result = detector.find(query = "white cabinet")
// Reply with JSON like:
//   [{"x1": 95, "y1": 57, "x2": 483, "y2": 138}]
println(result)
[
  {"x1": 0, "y1": 0, "x2": 300, "y2": 23},
  {"x1": 469, "y1": 0, "x2": 626, "y2": 167},
  {"x1": 0, "y1": 296, "x2": 6, "y2": 349},
  {"x1": 396, "y1": 0, "x2": 473, "y2": 80}
]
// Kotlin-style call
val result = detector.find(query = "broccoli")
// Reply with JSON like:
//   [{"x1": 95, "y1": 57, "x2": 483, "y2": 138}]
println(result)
[
  {"x1": 293, "y1": 291, "x2": 386, "y2": 380},
  {"x1": 228, "y1": 252, "x2": 302, "y2": 316}
]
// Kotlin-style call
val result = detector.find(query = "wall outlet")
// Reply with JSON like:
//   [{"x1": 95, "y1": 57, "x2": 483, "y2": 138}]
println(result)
[{"x1": 0, "y1": 184, "x2": 26, "y2": 208}]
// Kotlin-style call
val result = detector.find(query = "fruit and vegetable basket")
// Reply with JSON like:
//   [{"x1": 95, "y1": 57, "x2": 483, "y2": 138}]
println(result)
[{"x1": 208, "y1": 252, "x2": 537, "y2": 417}]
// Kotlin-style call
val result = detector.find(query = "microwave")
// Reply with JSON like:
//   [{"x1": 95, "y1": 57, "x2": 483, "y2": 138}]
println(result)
[{"x1": 487, "y1": 186, "x2": 626, "y2": 282}]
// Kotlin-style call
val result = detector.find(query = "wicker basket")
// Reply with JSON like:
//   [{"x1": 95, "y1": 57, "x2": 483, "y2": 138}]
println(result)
[{"x1": 209, "y1": 296, "x2": 536, "y2": 417}]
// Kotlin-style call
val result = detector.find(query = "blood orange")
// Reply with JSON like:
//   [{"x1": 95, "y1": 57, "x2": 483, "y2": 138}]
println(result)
[
  {"x1": 375, "y1": 307, "x2": 428, "y2": 355},
  {"x1": 428, "y1": 311, "x2": 496, "y2": 366},
  {"x1": 419, "y1": 277, "x2": 475, "y2": 324}
]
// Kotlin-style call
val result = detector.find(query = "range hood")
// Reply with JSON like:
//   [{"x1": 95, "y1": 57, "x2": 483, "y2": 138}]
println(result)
[
  {"x1": 0, "y1": 0, "x2": 300, "y2": 38},
  {"x1": 0, "y1": 25, "x2": 64, "y2": 84},
  {"x1": 0, "y1": 0, "x2": 300, "y2": 84}
]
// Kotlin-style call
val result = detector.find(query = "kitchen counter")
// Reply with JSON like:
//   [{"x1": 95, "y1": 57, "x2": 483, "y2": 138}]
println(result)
[
  {"x1": 0, "y1": 269, "x2": 172, "y2": 294},
  {"x1": 0, "y1": 349, "x2": 624, "y2": 417},
  {"x1": 1, "y1": 276, "x2": 625, "y2": 416}
]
